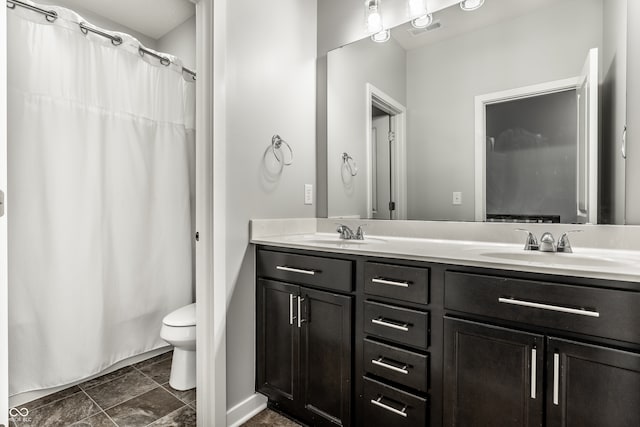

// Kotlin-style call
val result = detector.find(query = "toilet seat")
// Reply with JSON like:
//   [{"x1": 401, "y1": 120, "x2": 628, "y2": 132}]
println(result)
[{"x1": 162, "y1": 303, "x2": 196, "y2": 327}]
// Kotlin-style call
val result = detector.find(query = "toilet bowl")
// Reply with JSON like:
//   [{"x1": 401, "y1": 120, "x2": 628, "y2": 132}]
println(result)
[{"x1": 160, "y1": 303, "x2": 196, "y2": 391}]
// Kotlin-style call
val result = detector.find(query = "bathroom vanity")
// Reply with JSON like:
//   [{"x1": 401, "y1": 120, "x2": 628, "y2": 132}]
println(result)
[{"x1": 252, "y1": 223, "x2": 640, "y2": 427}]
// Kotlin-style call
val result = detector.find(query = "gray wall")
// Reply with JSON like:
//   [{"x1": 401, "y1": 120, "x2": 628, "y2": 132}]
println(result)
[
  {"x1": 626, "y1": 0, "x2": 640, "y2": 223},
  {"x1": 406, "y1": 0, "x2": 603, "y2": 221},
  {"x1": 157, "y1": 16, "x2": 196, "y2": 70},
  {"x1": 224, "y1": 0, "x2": 318, "y2": 409},
  {"x1": 327, "y1": 38, "x2": 406, "y2": 218}
]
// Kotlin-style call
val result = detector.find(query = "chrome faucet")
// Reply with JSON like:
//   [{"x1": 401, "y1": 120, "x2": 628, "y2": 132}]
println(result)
[
  {"x1": 516, "y1": 229, "x2": 539, "y2": 250},
  {"x1": 336, "y1": 224, "x2": 365, "y2": 240},
  {"x1": 517, "y1": 229, "x2": 582, "y2": 253},
  {"x1": 557, "y1": 230, "x2": 582, "y2": 253},
  {"x1": 539, "y1": 232, "x2": 556, "y2": 252}
]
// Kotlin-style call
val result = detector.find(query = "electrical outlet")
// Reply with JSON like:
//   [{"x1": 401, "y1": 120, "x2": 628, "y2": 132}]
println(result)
[
  {"x1": 304, "y1": 184, "x2": 313, "y2": 205},
  {"x1": 452, "y1": 191, "x2": 462, "y2": 205}
]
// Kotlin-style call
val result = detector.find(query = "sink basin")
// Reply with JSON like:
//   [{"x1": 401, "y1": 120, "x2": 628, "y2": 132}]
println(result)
[
  {"x1": 480, "y1": 251, "x2": 628, "y2": 267},
  {"x1": 284, "y1": 234, "x2": 387, "y2": 246}
]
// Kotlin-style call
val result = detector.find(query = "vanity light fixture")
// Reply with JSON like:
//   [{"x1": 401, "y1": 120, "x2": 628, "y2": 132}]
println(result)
[
  {"x1": 371, "y1": 29, "x2": 391, "y2": 43},
  {"x1": 460, "y1": 0, "x2": 485, "y2": 11},
  {"x1": 365, "y1": 0, "x2": 383, "y2": 34},
  {"x1": 411, "y1": 13, "x2": 433, "y2": 29}
]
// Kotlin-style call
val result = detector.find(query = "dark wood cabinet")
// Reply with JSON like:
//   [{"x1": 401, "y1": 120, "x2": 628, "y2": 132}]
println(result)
[
  {"x1": 256, "y1": 275, "x2": 353, "y2": 426},
  {"x1": 444, "y1": 317, "x2": 544, "y2": 427},
  {"x1": 547, "y1": 337, "x2": 640, "y2": 427},
  {"x1": 300, "y1": 287, "x2": 353, "y2": 426},
  {"x1": 256, "y1": 280, "x2": 300, "y2": 416},
  {"x1": 256, "y1": 245, "x2": 640, "y2": 427}
]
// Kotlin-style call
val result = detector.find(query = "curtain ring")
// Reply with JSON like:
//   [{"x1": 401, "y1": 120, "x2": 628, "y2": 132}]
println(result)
[
  {"x1": 7, "y1": 1, "x2": 16, "y2": 9},
  {"x1": 342, "y1": 153, "x2": 358, "y2": 176},
  {"x1": 271, "y1": 135, "x2": 294, "y2": 166},
  {"x1": 111, "y1": 36, "x2": 123, "y2": 46},
  {"x1": 160, "y1": 56, "x2": 171, "y2": 66},
  {"x1": 45, "y1": 10, "x2": 58, "y2": 22}
]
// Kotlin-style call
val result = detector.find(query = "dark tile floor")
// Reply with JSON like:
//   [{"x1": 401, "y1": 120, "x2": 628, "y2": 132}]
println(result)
[
  {"x1": 9, "y1": 351, "x2": 196, "y2": 427},
  {"x1": 241, "y1": 409, "x2": 302, "y2": 427}
]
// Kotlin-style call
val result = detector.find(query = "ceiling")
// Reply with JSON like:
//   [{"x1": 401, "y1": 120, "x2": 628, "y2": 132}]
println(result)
[
  {"x1": 392, "y1": 0, "x2": 568, "y2": 51},
  {"x1": 38, "y1": 0, "x2": 195, "y2": 40}
]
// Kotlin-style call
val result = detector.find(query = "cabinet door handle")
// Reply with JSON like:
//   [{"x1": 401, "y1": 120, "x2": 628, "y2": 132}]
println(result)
[
  {"x1": 276, "y1": 265, "x2": 316, "y2": 276},
  {"x1": 372, "y1": 357, "x2": 409, "y2": 374},
  {"x1": 371, "y1": 317, "x2": 409, "y2": 331},
  {"x1": 289, "y1": 294, "x2": 295, "y2": 325},
  {"x1": 370, "y1": 396, "x2": 408, "y2": 418},
  {"x1": 530, "y1": 348, "x2": 537, "y2": 399},
  {"x1": 553, "y1": 352, "x2": 560, "y2": 405},
  {"x1": 297, "y1": 297, "x2": 305, "y2": 328},
  {"x1": 498, "y1": 297, "x2": 600, "y2": 317},
  {"x1": 372, "y1": 277, "x2": 410, "y2": 288}
]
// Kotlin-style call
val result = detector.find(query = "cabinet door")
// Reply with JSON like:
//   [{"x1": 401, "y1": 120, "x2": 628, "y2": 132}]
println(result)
[
  {"x1": 444, "y1": 317, "x2": 544, "y2": 427},
  {"x1": 256, "y1": 279, "x2": 300, "y2": 409},
  {"x1": 300, "y1": 287, "x2": 353, "y2": 427},
  {"x1": 547, "y1": 337, "x2": 640, "y2": 427}
]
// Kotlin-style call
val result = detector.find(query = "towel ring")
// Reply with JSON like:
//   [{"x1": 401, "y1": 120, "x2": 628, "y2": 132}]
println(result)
[
  {"x1": 271, "y1": 135, "x2": 294, "y2": 166},
  {"x1": 342, "y1": 152, "x2": 358, "y2": 176}
]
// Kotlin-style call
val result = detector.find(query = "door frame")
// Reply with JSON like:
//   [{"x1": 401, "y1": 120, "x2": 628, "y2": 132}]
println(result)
[
  {"x1": 1, "y1": 1, "x2": 8, "y2": 425},
  {"x1": 194, "y1": 0, "x2": 226, "y2": 426},
  {"x1": 473, "y1": 76, "x2": 582, "y2": 222},
  {"x1": 365, "y1": 83, "x2": 407, "y2": 220}
]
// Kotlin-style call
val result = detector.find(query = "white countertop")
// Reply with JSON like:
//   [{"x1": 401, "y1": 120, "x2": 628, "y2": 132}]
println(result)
[{"x1": 250, "y1": 231, "x2": 640, "y2": 284}]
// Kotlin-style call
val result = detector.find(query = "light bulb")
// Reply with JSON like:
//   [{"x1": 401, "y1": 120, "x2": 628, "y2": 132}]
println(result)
[
  {"x1": 460, "y1": 0, "x2": 485, "y2": 11},
  {"x1": 365, "y1": 0, "x2": 383, "y2": 34},
  {"x1": 411, "y1": 13, "x2": 433, "y2": 29},
  {"x1": 408, "y1": 0, "x2": 427, "y2": 18},
  {"x1": 371, "y1": 29, "x2": 390, "y2": 43}
]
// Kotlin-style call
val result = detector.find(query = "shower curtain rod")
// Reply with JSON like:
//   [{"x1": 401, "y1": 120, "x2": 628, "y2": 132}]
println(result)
[{"x1": 7, "y1": 0, "x2": 197, "y2": 81}]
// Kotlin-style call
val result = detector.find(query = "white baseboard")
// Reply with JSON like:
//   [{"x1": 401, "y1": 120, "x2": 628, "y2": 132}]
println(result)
[{"x1": 227, "y1": 393, "x2": 267, "y2": 427}]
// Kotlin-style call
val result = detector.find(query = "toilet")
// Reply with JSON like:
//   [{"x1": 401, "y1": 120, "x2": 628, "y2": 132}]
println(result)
[{"x1": 160, "y1": 303, "x2": 196, "y2": 391}]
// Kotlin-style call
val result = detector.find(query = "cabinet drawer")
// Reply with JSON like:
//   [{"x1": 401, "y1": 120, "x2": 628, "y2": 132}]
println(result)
[
  {"x1": 364, "y1": 338, "x2": 429, "y2": 392},
  {"x1": 363, "y1": 376, "x2": 427, "y2": 427},
  {"x1": 257, "y1": 249, "x2": 353, "y2": 292},
  {"x1": 445, "y1": 271, "x2": 640, "y2": 345},
  {"x1": 364, "y1": 262, "x2": 429, "y2": 305},
  {"x1": 364, "y1": 301, "x2": 429, "y2": 349}
]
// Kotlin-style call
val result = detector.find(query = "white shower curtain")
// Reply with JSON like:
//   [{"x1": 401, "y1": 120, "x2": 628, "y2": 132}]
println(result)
[{"x1": 7, "y1": 1, "x2": 195, "y2": 394}]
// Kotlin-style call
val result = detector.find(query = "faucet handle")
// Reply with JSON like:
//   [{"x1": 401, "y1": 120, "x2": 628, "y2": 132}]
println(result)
[
  {"x1": 515, "y1": 229, "x2": 539, "y2": 251},
  {"x1": 355, "y1": 224, "x2": 367, "y2": 240},
  {"x1": 557, "y1": 230, "x2": 583, "y2": 253},
  {"x1": 335, "y1": 223, "x2": 354, "y2": 239}
]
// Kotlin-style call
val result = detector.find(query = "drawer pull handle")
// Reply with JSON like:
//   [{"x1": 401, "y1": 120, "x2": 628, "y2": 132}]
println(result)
[
  {"x1": 372, "y1": 277, "x2": 410, "y2": 288},
  {"x1": 553, "y1": 352, "x2": 560, "y2": 405},
  {"x1": 276, "y1": 265, "x2": 316, "y2": 276},
  {"x1": 289, "y1": 294, "x2": 295, "y2": 325},
  {"x1": 371, "y1": 317, "x2": 410, "y2": 331},
  {"x1": 371, "y1": 396, "x2": 408, "y2": 418},
  {"x1": 372, "y1": 357, "x2": 409, "y2": 374},
  {"x1": 498, "y1": 297, "x2": 600, "y2": 317},
  {"x1": 530, "y1": 348, "x2": 537, "y2": 399}
]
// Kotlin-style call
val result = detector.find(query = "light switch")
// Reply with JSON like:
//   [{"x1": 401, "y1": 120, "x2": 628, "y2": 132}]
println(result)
[
  {"x1": 452, "y1": 191, "x2": 462, "y2": 205},
  {"x1": 304, "y1": 184, "x2": 313, "y2": 205}
]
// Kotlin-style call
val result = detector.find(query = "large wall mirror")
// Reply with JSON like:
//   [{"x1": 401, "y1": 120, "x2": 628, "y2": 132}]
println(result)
[{"x1": 325, "y1": 0, "x2": 628, "y2": 224}]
